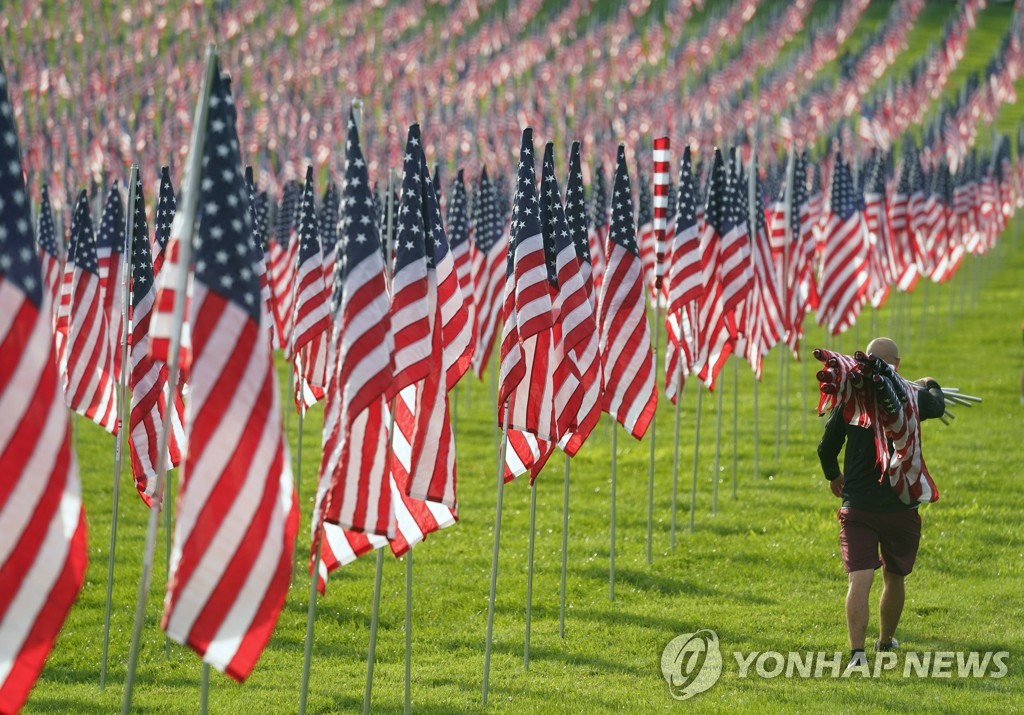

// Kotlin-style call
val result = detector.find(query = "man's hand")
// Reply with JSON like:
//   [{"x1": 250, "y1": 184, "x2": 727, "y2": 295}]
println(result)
[{"x1": 829, "y1": 474, "x2": 844, "y2": 499}]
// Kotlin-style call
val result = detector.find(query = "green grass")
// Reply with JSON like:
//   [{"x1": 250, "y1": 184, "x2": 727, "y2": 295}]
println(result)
[{"x1": 24, "y1": 4, "x2": 1024, "y2": 714}]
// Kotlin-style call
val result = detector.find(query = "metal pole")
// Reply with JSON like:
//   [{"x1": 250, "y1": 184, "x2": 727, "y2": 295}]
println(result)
[
  {"x1": 298, "y1": 539, "x2": 321, "y2": 715},
  {"x1": 404, "y1": 550, "x2": 412, "y2": 715},
  {"x1": 775, "y1": 146, "x2": 795, "y2": 462},
  {"x1": 712, "y1": 381, "x2": 723, "y2": 514},
  {"x1": 100, "y1": 164, "x2": 137, "y2": 689},
  {"x1": 121, "y1": 45, "x2": 216, "y2": 715},
  {"x1": 731, "y1": 356, "x2": 738, "y2": 499},
  {"x1": 482, "y1": 403, "x2": 511, "y2": 706},
  {"x1": 646, "y1": 298, "x2": 660, "y2": 563},
  {"x1": 199, "y1": 663, "x2": 210, "y2": 715},
  {"x1": 524, "y1": 482, "x2": 538, "y2": 669},
  {"x1": 670, "y1": 365, "x2": 684, "y2": 550},
  {"x1": 363, "y1": 549, "x2": 385, "y2": 715},
  {"x1": 559, "y1": 453, "x2": 570, "y2": 638},
  {"x1": 689, "y1": 387, "x2": 703, "y2": 533},
  {"x1": 610, "y1": 421, "x2": 617, "y2": 601},
  {"x1": 752, "y1": 373, "x2": 759, "y2": 478}
]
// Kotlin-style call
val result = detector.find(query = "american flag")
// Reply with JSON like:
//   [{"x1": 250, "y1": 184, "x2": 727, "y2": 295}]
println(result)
[
  {"x1": 664, "y1": 147, "x2": 700, "y2": 402},
  {"x1": 783, "y1": 152, "x2": 818, "y2": 358},
  {"x1": 318, "y1": 182, "x2": 339, "y2": 303},
  {"x1": 498, "y1": 129, "x2": 559, "y2": 445},
  {"x1": 314, "y1": 109, "x2": 394, "y2": 540},
  {"x1": 127, "y1": 171, "x2": 183, "y2": 506},
  {"x1": 587, "y1": 162, "x2": 610, "y2": 294},
  {"x1": 0, "y1": 57, "x2": 86, "y2": 714},
  {"x1": 694, "y1": 149, "x2": 739, "y2": 390},
  {"x1": 244, "y1": 166, "x2": 276, "y2": 344},
  {"x1": 560, "y1": 141, "x2": 601, "y2": 455},
  {"x1": 597, "y1": 145, "x2": 657, "y2": 438},
  {"x1": 817, "y1": 155, "x2": 869, "y2": 335},
  {"x1": 391, "y1": 124, "x2": 434, "y2": 393},
  {"x1": 446, "y1": 169, "x2": 474, "y2": 340},
  {"x1": 59, "y1": 191, "x2": 118, "y2": 433},
  {"x1": 36, "y1": 184, "x2": 63, "y2": 322},
  {"x1": 152, "y1": 166, "x2": 176, "y2": 277},
  {"x1": 636, "y1": 169, "x2": 657, "y2": 295},
  {"x1": 652, "y1": 137, "x2": 671, "y2": 291},
  {"x1": 162, "y1": 65, "x2": 298, "y2": 681},
  {"x1": 468, "y1": 168, "x2": 506, "y2": 378},
  {"x1": 268, "y1": 179, "x2": 300, "y2": 350},
  {"x1": 863, "y1": 154, "x2": 898, "y2": 308},
  {"x1": 398, "y1": 131, "x2": 471, "y2": 506},
  {"x1": 96, "y1": 182, "x2": 126, "y2": 382},
  {"x1": 288, "y1": 166, "x2": 332, "y2": 409},
  {"x1": 889, "y1": 155, "x2": 919, "y2": 292}
]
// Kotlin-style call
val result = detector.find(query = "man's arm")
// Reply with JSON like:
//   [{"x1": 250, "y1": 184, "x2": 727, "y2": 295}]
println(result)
[
  {"x1": 914, "y1": 377, "x2": 945, "y2": 420},
  {"x1": 817, "y1": 406, "x2": 846, "y2": 481}
]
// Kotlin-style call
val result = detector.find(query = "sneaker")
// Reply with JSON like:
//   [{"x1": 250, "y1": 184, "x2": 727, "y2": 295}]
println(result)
[
  {"x1": 875, "y1": 637, "x2": 900, "y2": 652},
  {"x1": 844, "y1": 650, "x2": 868, "y2": 675}
]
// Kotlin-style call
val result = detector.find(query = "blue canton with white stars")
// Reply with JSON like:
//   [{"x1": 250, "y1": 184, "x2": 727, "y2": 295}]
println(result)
[
  {"x1": 540, "y1": 142, "x2": 570, "y2": 287},
  {"x1": 155, "y1": 166, "x2": 177, "y2": 252},
  {"x1": 675, "y1": 145, "x2": 698, "y2": 238},
  {"x1": 98, "y1": 181, "x2": 125, "y2": 255},
  {"x1": 446, "y1": 169, "x2": 469, "y2": 253},
  {"x1": 507, "y1": 128, "x2": 543, "y2": 279},
  {"x1": 565, "y1": 141, "x2": 591, "y2": 267},
  {"x1": 130, "y1": 172, "x2": 156, "y2": 309},
  {"x1": 608, "y1": 146, "x2": 636, "y2": 255},
  {"x1": 69, "y1": 190, "x2": 100, "y2": 275},
  {"x1": 37, "y1": 184, "x2": 61, "y2": 260}
]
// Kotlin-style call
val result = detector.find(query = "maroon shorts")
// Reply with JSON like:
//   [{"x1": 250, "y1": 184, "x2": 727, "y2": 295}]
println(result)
[{"x1": 837, "y1": 507, "x2": 922, "y2": 576}]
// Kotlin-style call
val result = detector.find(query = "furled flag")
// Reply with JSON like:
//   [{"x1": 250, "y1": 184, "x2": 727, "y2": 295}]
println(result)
[
  {"x1": 318, "y1": 182, "x2": 339, "y2": 302},
  {"x1": 636, "y1": 168, "x2": 656, "y2": 295},
  {"x1": 59, "y1": 191, "x2": 118, "y2": 432},
  {"x1": 268, "y1": 180, "x2": 300, "y2": 350},
  {"x1": 315, "y1": 108, "x2": 394, "y2": 539},
  {"x1": 694, "y1": 149, "x2": 739, "y2": 390},
  {"x1": 817, "y1": 155, "x2": 870, "y2": 335},
  {"x1": 469, "y1": 168, "x2": 506, "y2": 378},
  {"x1": 288, "y1": 166, "x2": 332, "y2": 410},
  {"x1": 0, "y1": 55, "x2": 86, "y2": 715},
  {"x1": 664, "y1": 146, "x2": 701, "y2": 402},
  {"x1": 447, "y1": 169, "x2": 473, "y2": 338},
  {"x1": 127, "y1": 171, "x2": 183, "y2": 505},
  {"x1": 588, "y1": 161, "x2": 610, "y2": 293},
  {"x1": 889, "y1": 154, "x2": 919, "y2": 292},
  {"x1": 784, "y1": 151, "x2": 819, "y2": 358},
  {"x1": 152, "y1": 166, "x2": 176, "y2": 276},
  {"x1": 96, "y1": 182, "x2": 127, "y2": 381},
  {"x1": 162, "y1": 65, "x2": 298, "y2": 681},
  {"x1": 863, "y1": 154, "x2": 898, "y2": 308},
  {"x1": 560, "y1": 141, "x2": 601, "y2": 455},
  {"x1": 498, "y1": 129, "x2": 561, "y2": 457},
  {"x1": 244, "y1": 166, "x2": 276, "y2": 342},
  {"x1": 539, "y1": 142, "x2": 584, "y2": 448},
  {"x1": 36, "y1": 184, "x2": 63, "y2": 319},
  {"x1": 397, "y1": 139, "x2": 472, "y2": 505},
  {"x1": 597, "y1": 146, "x2": 657, "y2": 438}
]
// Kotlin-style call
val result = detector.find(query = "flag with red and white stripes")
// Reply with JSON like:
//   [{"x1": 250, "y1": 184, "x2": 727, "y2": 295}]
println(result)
[
  {"x1": 150, "y1": 170, "x2": 193, "y2": 380},
  {"x1": 288, "y1": 166, "x2": 332, "y2": 411},
  {"x1": 637, "y1": 171, "x2": 657, "y2": 296},
  {"x1": 162, "y1": 66, "x2": 297, "y2": 681},
  {"x1": 664, "y1": 147, "x2": 701, "y2": 402},
  {"x1": 587, "y1": 163, "x2": 610, "y2": 295},
  {"x1": 817, "y1": 155, "x2": 870, "y2": 336},
  {"x1": 36, "y1": 185, "x2": 63, "y2": 324},
  {"x1": 652, "y1": 137, "x2": 671, "y2": 292},
  {"x1": 469, "y1": 169, "x2": 506, "y2": 378},
  {"x1": 127, "y1": 172, "x2": 183, "y2": 506},
  {"x1": 559, "y1": 141, "x2": 601, "y2": 455},
  {"x1": 447, "y1": 169, "x2": 474, "y2": 331},
  {"x1": 96, "y1": 183, "x2": 126, "y2": 382},
  {"x1": 315, "y1": 109, "x2": 395, "y2": 539},
  {"x1": 268, "y1": 180, "x2": 300, "y2": 351},
  {"x1": 0, "y1": 58, "x2": 86, "y2": 714},
  {"x1": 597, "y1": 145, "x2": 657, "y2": 438},
  {"x1": 59, "y1": 191, "x2": 118, "y2": 433}
]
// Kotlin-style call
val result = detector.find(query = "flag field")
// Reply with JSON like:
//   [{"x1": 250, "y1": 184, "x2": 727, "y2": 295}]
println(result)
[
  {"x1": 12, "y1": 1, "x2": 1024, "y2": 712},
  {"x1": 35, "y1": 209, "x2": 1024, "y2": 714}
]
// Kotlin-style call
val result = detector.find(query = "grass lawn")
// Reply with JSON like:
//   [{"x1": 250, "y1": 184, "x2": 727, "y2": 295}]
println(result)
[{"x1": 21, "y1": 3, "x2": 1024, "y2": 714}]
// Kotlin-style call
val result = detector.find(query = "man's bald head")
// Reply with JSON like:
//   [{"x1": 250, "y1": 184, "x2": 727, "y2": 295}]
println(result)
[{"x1": 866, "y1": 337, "x2": 900, "y2": 368}]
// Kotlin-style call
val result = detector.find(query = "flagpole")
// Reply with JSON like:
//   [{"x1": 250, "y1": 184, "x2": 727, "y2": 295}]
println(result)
[
  {"x1": 404, "y1": 549, "x2": 413, "y2": 715},
  {"x1": 482, "y1": 402, "x2": 510, "y2": 706},
  {"x1": 712, "y1": 377, "x2": 723, "y2": 514},
  {"x1": 609, "y1": 419, "x2": 617, "y2": 601},
  {"x1": 363, "y1": 548, "x2": 385, "y2": 715},
  {"x1": 731, "y1": 355, "x2": 739, "y2": 499},
  {"x1": 670, "y1": 357, "x2": 684, "y2": 550},
  {"x1": 100, "y1": 163, "x2": 137, "y2": 690},
  {"x1": 524, "y1": 480, "x2": 537, "y2": 669},
  {"x1": 121, "y1": 44, "x2": 217, "y2": 715},
  {"x1": 559, "y1": 453, "x2": 570, "y2": 638},
  {"x1": 689, "y1": 385, "x2": 702, "y2": 533},
  {"x1": 775, "y1": 145, "x2": 794, "y2": 462},
  {"x1": 646, "y1": 296, "x2": 660, "y2": 563},
  {"x1": 199, "y1": 663, "x2": 210, "y2": 714},
  {"x1": 298, "y1": 538, "x2": 321, "y2": 715}
]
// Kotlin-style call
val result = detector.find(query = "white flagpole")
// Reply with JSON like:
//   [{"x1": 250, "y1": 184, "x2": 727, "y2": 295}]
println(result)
[
  {"x1": 731, "y1": 355, "x2": 739, "y2": 500},
  {"x1": 100, "y1": 164, "x2": 137, "y2": 689},
  {"x1": 404, "y1": 549, "x2": 413, "y2": 715},
  {"x1": 363, "y1": 548, "x2": 385, "y2": 715},
  {"x1": 712, "y1": 378, "x2": 723, "y2": 514},
  {"x1": 775, "y1": 145, "x2": 795, "y2": 462},
  {"x1": 646, "y1": 296, "x2": 660, "y2": 563},
  {"x1": 670, "y1": 356, "x2": 684, "y2": 550},
  {"x1": 689, "y1": 384, "x2": 702, "y2": 533},
  {"x1": 482, "y1": 402, "x2": 511, "y2": 706},
  {"x1": 122, "y1": 44, "x2": 217, "y2": 715},
  {"x1": 609, "y1": 418, "x2": 618, "y2": 600}
]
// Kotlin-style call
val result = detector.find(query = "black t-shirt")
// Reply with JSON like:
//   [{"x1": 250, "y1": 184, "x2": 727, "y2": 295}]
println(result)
[{"x1": 817, "y1": 382, "x2": 945, "y2": 512}]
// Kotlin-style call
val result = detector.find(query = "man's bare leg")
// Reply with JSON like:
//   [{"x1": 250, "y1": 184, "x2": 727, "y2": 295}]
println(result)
[
  {"x1": 846, "y1": 569, "x2": 875, "y2": 650},
  {"x1": 879, "y1": 570, "x2": 905, "y2": 645}
]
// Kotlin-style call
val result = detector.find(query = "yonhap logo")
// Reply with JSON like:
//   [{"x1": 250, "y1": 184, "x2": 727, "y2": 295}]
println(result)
[{"x1": 660, "y1": 629, "x2": 723, "y2": 700}]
